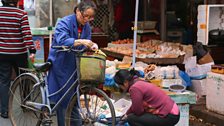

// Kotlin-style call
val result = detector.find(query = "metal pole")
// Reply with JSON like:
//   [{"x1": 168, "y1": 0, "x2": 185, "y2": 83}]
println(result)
[
  {"x1": 132, "y1": 0, "x2": 139, "y2": 68},
  {"x1": 49, "y1": 0, "x2": 53, "y2": 50},
  {"x1": 161, "y1": 0, "x2": 167, "y2": 41},
  {"x1": 35, "y1": 0, "x2": 40, "y2": 27}
]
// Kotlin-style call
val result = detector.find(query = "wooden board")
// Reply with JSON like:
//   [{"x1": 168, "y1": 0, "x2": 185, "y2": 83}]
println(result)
[{"x1": 101, "y1": 49, "x2": 184, "y2": 65}]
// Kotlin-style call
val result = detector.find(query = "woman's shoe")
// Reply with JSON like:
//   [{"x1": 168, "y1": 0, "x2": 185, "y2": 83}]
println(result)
[{"x1": 1, "y1": 112, "x2": 8, "y2": 118}]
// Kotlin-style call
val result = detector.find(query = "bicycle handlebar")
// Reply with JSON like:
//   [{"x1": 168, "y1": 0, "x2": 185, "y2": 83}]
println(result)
[
  {"x1": 51, "y1": 45, "x2": 69, "y2": 49},
  {"x1": 51, "y1": 46, "x2": 87, "y2": 53}
]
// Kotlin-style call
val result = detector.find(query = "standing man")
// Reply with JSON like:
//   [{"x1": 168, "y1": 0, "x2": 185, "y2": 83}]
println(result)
[{"x1": 0, "y1": 0, "x2": 36, "y2": 118}]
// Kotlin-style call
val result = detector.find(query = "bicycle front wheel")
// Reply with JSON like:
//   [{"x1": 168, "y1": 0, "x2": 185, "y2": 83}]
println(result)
[
  {"x1": 9, "y1": 73, "x2": 43, "y2": 126},
  {"x1": 65, "y1": 86, "x2": 116, "y2": 126}
]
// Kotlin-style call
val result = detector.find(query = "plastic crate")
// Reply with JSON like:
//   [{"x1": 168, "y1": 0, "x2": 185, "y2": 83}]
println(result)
[
  {"x1": 113, "y1": 98, "x2": 132, "y2": 117},
  {"x1": 78, "y1": 52, "x2": 106, "y2": 84}
]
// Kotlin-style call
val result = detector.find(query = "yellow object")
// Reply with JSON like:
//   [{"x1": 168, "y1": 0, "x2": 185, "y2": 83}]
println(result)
[
  {"x1": 149, "y1": 79, "x2": 162, "y2": 87},
  {"x1": 211, "y1": 68, "x2": 224, "y2": 74},
  {"x1": 200, "y1": 24, "x2": 206, "y2": 29},
  {"x1": 163, "y1": 90, "x2": 176, "y2": 95},
  {"x1": 95, "y1": 49, "x2": 107, "y2": 57},
  {"x1": 211, "y1": 65, "x2": 224, "y2": 74},
  {"x1": 117, "y1": 63, "x2": 131, "y2": 69},
  {"x1": 131, "y1": 26, "x2": 138, "y2": 31},
  {"x1": 103, "y1": 86, "x2": 119, "y2": 92}
]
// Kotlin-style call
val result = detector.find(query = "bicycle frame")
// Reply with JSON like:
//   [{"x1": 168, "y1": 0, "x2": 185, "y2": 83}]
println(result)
[
  {"x1": 23, "y1": 65, "x2": 80, "y2": 116},
  {"x1": 22, "y1": 54, "x2": 105, "y2": 117}
]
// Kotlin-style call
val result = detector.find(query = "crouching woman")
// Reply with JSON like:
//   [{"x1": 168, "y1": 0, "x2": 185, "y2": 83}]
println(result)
[{"x1": 114, "y1": 69, "x2": 180, "y2": 126}]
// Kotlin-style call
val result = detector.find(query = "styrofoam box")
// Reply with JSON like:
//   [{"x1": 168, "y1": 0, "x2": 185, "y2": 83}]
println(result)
[
  {"x1": 206, "y1": 72, "x2": 224, "y2": 115},
  {"x1": 189, "y1": 79, "x2": 207, "y2": 97},
  {"x1": 162, "y1": 79, "x2": 182, "y2": 88},
  {"x1": 175, "y1": 104, "x2": 189, "y2": 126}
]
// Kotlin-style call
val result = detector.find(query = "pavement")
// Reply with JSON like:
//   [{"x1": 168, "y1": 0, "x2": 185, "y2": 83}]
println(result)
[
  {"x1": 1, "y1": 96, "x2": 224, "y2": 126},
  {"x1": 0, "y1": 117, "x2": 58, "y2": 126},
  {"x1": 190, "y1": 96, "x2": 224, "y2": 126},
  {"x1": 0, "y1": 117, "x2": 11, "y2": 126}
]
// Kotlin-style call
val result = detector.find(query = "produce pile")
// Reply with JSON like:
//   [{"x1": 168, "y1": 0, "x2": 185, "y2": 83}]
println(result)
[
  {"x1": 111, "y1": 39, "x2": 133, "y2": 44},
  {"x1": 104, "y1": 39, "x2": 185, "y2": 58}
]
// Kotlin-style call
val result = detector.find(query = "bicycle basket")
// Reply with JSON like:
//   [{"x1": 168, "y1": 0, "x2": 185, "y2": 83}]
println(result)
[{"x1": 77, "y1": 52, "x2": 106, "y2": 84}]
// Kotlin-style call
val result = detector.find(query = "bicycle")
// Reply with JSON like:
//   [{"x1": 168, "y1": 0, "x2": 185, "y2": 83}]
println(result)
[{"x1": 8, "y1": 46, "x2": 116, "y2": 126}]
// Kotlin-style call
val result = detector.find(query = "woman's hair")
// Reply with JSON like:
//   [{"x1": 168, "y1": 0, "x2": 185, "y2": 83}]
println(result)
[
  {"x1": 2, "y1": 0, "x2": 19, "y2": 7},
  {"x1": 114, "y1": 69, "x2": 141, "y2": 86},
  {"x1": 73, "y1": 1, "x2": 96, "y2": 14}
]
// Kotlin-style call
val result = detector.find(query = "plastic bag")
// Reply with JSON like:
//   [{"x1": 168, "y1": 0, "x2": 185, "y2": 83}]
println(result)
[
  {"x1": 179, "y1": 70, "x2": 192, "y2": 87},
  {"x1": 104, "y1": 74, "x2": 115, "y2": 86},
  {"x1": 154, "y1": 66, "x2": 180, "y2": 79},
  {"x1": 193, "y1": 42, "x2": 208, "y2": 60},
  {"x1": 27, "y1": 57, "x2": 34, "y2": 69},
  {"x1": 185, "y1": 56, "x2": 214, "y2": 79}
]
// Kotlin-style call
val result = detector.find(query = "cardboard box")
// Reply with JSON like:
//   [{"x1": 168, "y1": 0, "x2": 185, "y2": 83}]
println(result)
[
  {"x1": 206, "y1": 72, "x2": 224, "y2": 115},
  {"x1": 198, "y1": 52, "x2": 214, "y2": 65}
]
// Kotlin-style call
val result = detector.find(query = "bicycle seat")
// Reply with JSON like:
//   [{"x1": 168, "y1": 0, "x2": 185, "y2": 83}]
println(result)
[{"x1": 34, "y1": 62, "x2": 52, "y2": 72}]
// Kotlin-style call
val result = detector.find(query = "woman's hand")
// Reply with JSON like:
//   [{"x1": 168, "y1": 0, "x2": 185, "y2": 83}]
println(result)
[
  {"x1": 91, "y1": 43, "x2": 98, "y2": 51},
  {"x1": 121, "y1": 114, "x2": 127, "y2": 121},
  {"x1": 74, "y1": 39, "x2": 98, "y2": 50}
]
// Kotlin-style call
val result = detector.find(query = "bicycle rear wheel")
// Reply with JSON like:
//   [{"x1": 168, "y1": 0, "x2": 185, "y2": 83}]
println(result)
[
  {"x1": 9, "y1": 73, "x2": 43, "y2": 126},
  {"x1": 65, "y1": 86, "x2": 116, "y2": 126}
]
